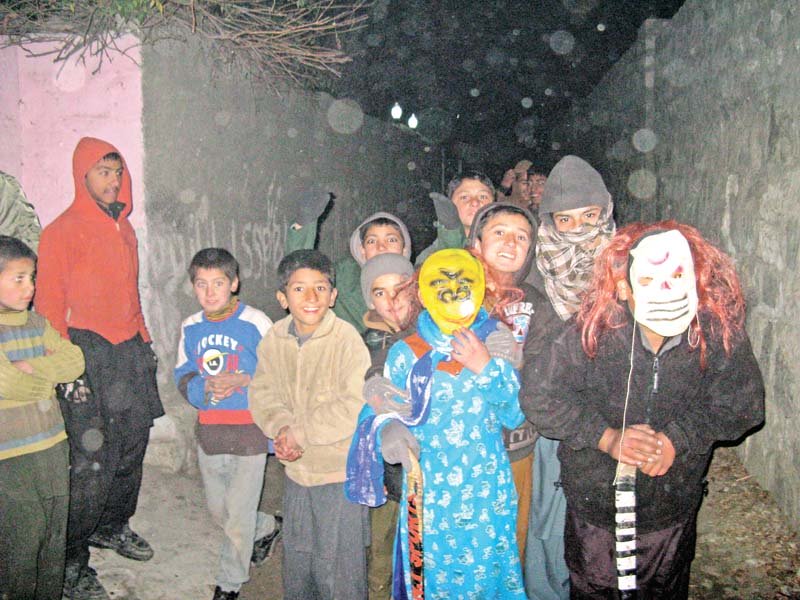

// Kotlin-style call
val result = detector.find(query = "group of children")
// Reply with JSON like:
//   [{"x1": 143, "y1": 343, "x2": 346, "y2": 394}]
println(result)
[{"x1": 0, "y1": 152, "x2": 764, "y2": 600}]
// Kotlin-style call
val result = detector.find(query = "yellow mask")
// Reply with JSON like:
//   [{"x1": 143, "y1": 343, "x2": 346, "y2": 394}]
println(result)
[{"x1": 418, "y1": 249, "x2": 485, "y2": 334}]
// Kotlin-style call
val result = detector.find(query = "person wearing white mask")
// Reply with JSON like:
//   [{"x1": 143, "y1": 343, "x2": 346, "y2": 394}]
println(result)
[{"x1": 521, "y1": 221, "x2": 764, "y2": 599}]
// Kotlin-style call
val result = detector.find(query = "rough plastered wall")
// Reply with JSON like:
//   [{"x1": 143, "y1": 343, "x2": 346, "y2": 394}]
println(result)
[
  {"x1": 554, "y1": 2, "x2": 800, "y2": 524},
  {"x1": 140, "y1": 35, "x2": 437, "y2": 471}
]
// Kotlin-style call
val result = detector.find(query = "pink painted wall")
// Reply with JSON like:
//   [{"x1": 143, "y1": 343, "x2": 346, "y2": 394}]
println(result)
[{"x1": 0, "y1": 36, "x2": 145, "y2": 229}]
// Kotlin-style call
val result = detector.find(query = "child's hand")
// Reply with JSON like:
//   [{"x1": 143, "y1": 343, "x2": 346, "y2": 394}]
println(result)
[
  {"x1": 12, "y1": 360, "x2": 34, "y2": 375},
  {"x1": 363, "y1": 375, "x2": 411, "y2": 416},
  {"x1": 206, "y1": 372, "x2": 250, "y2": 402},
  {"x1": 638, "y1": 432, "x2": 675, "y2": 477},
  {"x1": 599, "y1": 425, "x2": 662, "y2": 467},
  {"x1": 274, "y1": 426, "x2": 303, "y2": 462},
  {"x1": 451, "y1": 328, "x2": 490, "y2": 374}
]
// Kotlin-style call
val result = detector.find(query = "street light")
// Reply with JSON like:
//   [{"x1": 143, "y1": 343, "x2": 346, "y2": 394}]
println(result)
[
  {"x1": 391, "y1": 102, "x2": 402, "y2": 120},
  {"x1": 408, "y1": 113, "x2": 418, "y2": 129}
]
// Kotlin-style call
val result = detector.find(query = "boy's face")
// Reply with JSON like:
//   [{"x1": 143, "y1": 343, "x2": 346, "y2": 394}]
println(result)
[
  {"x1": 552, "y1": 205, "x2": 603, "y2": 233},
  {"x1": 85, "y1": 157, "x2": 123, "y2": 206},
  {"x1": 451, "y1": 179, "x2": 494, "y2": 232},
  {"x1": 193, "y1": 267, "x2": 238, "y2": 315},
  {"x1": 362, "y1": 224, "x2": 405, "y2": 261},
  {"x1": 276, "y1": 268, "x2": 338, "y2": 336},
  {"x1": 528, "y1": 174, "x2": 547, "y2": 209},
  {"x1": 370, "y1": 273, "x2": 412, "y2": 330},
  {"x1": 0, "y1": 257, "x2": 35, "y2": 312},
  {"x1": 473, "y1": 211, "x2": 532, "y2": 274}
]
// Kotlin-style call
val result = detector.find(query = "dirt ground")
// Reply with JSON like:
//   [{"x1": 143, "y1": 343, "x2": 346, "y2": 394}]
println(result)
[
  {"x1": 690, "y1": 447, "x2": 800, "y2": 600},
  {"x1": 94, "y1": 446, "x2": 800, "y2": 599}
]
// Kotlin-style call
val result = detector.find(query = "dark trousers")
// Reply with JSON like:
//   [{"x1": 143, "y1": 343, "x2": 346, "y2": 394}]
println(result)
[
  {"x1": 0, "y1": 441, "x2": 70, "y2": 600},
  {"x1": 282, "y1": 476, "x2": 369, "y2": 600},
  {"x1": 59, "y1": 329, "x2": 162, "y2": 568},
  {"x1": 564, "y1": 506, "x2": 695, "y2": 600}
]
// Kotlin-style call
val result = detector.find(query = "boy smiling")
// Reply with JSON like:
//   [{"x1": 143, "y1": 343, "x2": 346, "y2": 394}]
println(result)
[{"x1": 250, "y1": 249, "x2": 371, "y2": 600}]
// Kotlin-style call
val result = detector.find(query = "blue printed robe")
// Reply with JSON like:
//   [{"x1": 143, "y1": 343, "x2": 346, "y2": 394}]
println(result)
[{"x1": 386, "y1": 310, "x2": 526, "y2": 599}]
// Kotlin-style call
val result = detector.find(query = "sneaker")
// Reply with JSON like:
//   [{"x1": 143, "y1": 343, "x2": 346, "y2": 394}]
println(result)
[
  {"x1": 212, "y1": 586, "x2": 240, "y2": 600},
  {"x1": 88, "y1": 523, "x2": 154, "y2": 561},
  {"x1": 62, "y1": 564, "x2": 109, "y2": 600},
  {"x1": 251, "y1": 515, "x2": 283, "y2": 565}
]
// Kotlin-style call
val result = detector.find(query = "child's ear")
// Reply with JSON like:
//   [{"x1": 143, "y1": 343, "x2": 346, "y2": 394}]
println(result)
[
  {"x1": 616, "y1": 279, "x2": 631, "y2": 301},
  {"x1": 231, "y1": 276, "x2": 240, "y2": 294},
  {"x1": 329, "y1": 288, "x2": 338, "y2": 307},
  {"x1": 276, "y1": 290, "x2": 289, "y2": 310}
]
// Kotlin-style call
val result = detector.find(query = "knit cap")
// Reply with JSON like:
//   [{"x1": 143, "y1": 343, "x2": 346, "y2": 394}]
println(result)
[
  {"x1": 538, "y1": 155, "x2": 612, "y2": 227},
  {"x1": 360, "y1": 253, "x2": 415, "y2": 306}
]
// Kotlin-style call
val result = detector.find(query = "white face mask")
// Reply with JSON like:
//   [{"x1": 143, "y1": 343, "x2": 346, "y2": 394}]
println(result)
[{"x1": 629, "y1": 230, "x2": 698, "y2": 337}]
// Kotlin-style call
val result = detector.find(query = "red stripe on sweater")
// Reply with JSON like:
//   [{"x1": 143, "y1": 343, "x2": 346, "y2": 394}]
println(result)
[{"x1": 198, "y1": 410, "x2": 255, "y2": 425}]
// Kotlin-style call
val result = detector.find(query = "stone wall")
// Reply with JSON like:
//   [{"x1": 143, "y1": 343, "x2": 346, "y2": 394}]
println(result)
[
  {"x1": 553, "y1": 1, "x2": 800, "y2": 525},
  {"x1": 140, "y1": 35, "x2": 437, "y2": 471}
]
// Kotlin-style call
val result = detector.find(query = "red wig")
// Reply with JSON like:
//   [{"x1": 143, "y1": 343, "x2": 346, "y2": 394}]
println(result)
[{"x1": 579, "y1": 220, "x2": 745, "y2": 368}]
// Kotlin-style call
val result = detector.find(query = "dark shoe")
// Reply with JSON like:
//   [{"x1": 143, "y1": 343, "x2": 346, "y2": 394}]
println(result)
[
  {"x1": 62, "y1": 564, "x2": 110, "y2": 600},
  {"x1": 88, "y1": 523, "x2": 154, "y2": 561},
  {"x1": 251, "y1": 515, "x2": 283, "y2": 565},
  {"x1": 212, "y1": 586, "x2": 240, "y2": 600}
]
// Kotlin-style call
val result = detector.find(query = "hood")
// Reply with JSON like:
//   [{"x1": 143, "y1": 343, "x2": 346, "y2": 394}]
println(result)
[
  {"x1": 467, "y1": 201, "x2": 537, "y2": 284},
  {"x1": 71, "y1": 137, "x2": 132, "y2": 220},
  {"x1": 348, "y1": 211, "x2": 412, "y2": 266},
  {"x1": 538, "y1": 155, "x2": 611, "y2": 228}
]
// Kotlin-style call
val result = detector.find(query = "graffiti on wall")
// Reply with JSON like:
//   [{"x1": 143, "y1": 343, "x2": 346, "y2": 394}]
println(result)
[{"x1": 142, "y1": 176, "x2": 287, "y2": 375}]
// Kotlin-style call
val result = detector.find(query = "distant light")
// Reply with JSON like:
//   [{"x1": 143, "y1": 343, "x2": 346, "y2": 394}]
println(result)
[
  {"x1": 408, "y1": 113, "x2": 418, "y2": 129},
  {"x1": 545, "y1": 88, "x2": 554, "y2": 96},
  {"x1": 391, "y1": 102, "x2": 403, "y2": 120},
  {"x1": 521, "y1": 97, "x2": 533, "y2": 108},
  {"x1": 470, "y1": 88, "x2": 480, "y2": 97},
  {"x1": 597, "y1": 23, "x2": 606, "y2": 32}
]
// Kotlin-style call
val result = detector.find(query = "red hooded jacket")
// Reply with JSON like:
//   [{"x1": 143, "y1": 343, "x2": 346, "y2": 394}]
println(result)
[{"x1": 35, "y1": 137, "x2": 151, "y2": 344}]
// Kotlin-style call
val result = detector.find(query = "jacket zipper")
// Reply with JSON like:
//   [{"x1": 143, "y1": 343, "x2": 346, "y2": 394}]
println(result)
[{"x1": 646, "y1": 355, "x2": 659, "y2": 424}]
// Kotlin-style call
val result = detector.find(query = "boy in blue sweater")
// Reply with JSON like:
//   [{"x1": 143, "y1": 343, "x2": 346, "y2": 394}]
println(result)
[{"x1": 174, "y1": 248, "x2": 281, "y2": 600}]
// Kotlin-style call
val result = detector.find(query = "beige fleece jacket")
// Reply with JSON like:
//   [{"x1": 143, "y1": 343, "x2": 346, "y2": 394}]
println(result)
[{"x1": 250, "y1": 310, "x2": 370, "y2": 487}]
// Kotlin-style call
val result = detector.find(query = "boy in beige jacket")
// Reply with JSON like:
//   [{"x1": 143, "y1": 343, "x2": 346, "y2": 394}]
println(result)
[{"x1": 250, "y1": 249, "x2": 371, "y2": 600}]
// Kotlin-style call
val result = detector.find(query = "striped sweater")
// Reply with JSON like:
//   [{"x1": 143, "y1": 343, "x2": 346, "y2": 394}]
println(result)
[{"x1": 0, "y1": 309, "x2": 85, "y2": 461}]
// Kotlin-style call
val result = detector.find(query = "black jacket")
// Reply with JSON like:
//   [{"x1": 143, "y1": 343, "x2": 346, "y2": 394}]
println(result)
[{"x1": 521, "y1": 314, "x2": 764, "y2": 533}]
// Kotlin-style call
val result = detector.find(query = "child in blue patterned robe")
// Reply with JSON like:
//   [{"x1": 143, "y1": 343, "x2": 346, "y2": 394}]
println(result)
[{"x1": 385, "y1": 307, "x2": 526, "y2": 599}]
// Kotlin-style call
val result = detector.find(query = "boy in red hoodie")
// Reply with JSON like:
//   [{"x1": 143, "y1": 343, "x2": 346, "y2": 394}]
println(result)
[{"x1": 35, "y1": 137, "x2": 164, "y2": 599}]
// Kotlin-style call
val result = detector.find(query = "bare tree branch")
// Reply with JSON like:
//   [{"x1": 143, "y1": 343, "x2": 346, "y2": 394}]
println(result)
[{"x1": 0, "y1": 0, "x2": 371, "y2": 85}]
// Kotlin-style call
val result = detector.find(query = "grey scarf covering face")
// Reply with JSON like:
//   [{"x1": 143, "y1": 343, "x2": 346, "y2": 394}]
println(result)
[{"x1": 535, "y1": 203, "x2": 616, "y2": 321}]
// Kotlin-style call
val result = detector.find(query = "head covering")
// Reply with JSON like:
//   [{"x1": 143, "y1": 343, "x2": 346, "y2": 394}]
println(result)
[
  {"x1": 467, "y1": 202, "x2": 537, "y2": 284},
  {"x1": 538, "y1": 155, "x2": 612, "y2": 228},
  {"x1": 629, "y1": 229, "x2": 698, "y2": 337},
  {"x1": 348, "y1": 211, "x2": 412, "y2": 266},
  {"x1": 418, "y1": 248, "x2": 485, "y2": 335},
  {"x1": 71, "y1": 137, "x2": 132, "y2": 221},
  {"x1": 360, "y1": 253, "x2": 415, "y2": 306},
  {"x1": 535, "y1": 155, "x2": 616, "y2": 320}
]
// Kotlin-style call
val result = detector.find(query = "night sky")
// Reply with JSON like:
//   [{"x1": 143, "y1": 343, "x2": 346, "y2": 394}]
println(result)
[{"x1": 327, "y1": 0, "x2": 686, "y2": 175}]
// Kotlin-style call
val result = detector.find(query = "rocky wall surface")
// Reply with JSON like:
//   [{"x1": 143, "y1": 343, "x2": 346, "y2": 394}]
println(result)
[
  {"x1": 140, "y1": 35, "x2": 437, "y2": 472},
  {"x1": 554, "y1": 1, "x2": 800, "y2": 525}
]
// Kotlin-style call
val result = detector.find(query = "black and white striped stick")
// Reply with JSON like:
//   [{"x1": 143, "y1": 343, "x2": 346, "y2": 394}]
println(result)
[{"x1": 614, "y1": 462, "x2": 637, "y2": 598}]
